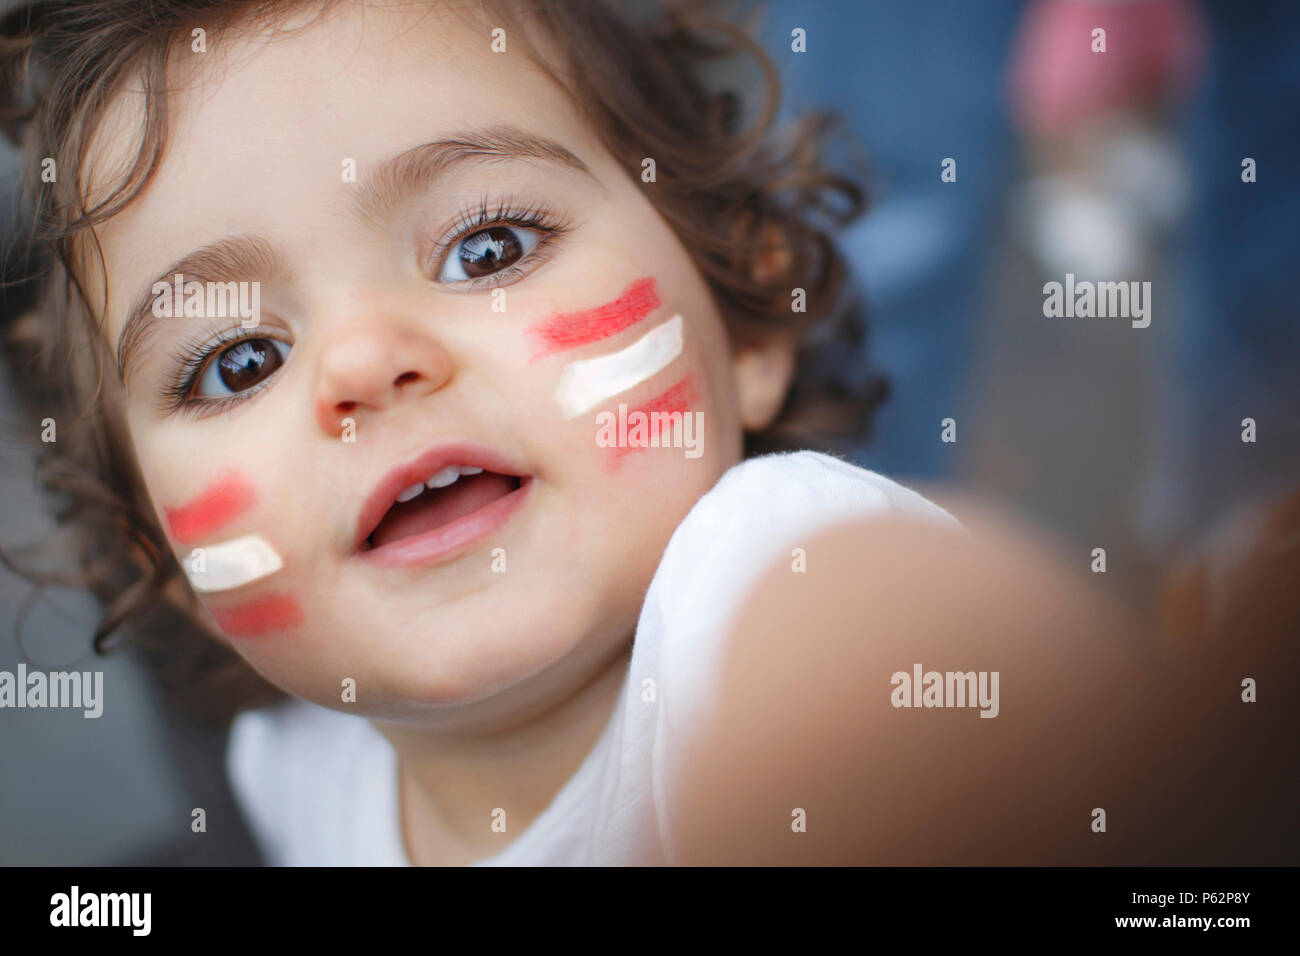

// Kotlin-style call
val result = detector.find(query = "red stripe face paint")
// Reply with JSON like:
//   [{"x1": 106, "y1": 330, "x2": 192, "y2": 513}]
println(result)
[
  {"x1": 211, "y1": 593, "x2": 303, "y2": 637},
  {"x1": 165, "y1": 474, "x2": 257, "y2": 545},
  {"x1": 615, "y1": 375, "x2": 699, "y2": 456},
  {"x1": 527, "y1": 277, "x2": 660, "y2": 359},
  {"x1": 596, "y1": 374, "x2": 701, "y2": 466}
]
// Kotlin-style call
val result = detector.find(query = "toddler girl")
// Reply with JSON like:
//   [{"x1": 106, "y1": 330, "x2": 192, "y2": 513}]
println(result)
[{"x1": 4, "y1": 0, "x2": 1287, "y2": 866}]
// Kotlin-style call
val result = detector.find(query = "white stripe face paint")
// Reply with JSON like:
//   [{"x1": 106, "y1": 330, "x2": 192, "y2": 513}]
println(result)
[
  {"x1": 185, "y1": 534, "x2": 283, "y2": 592},
  {"x1": 553, "y1": 314, "x2": 684, "y2": 419}
]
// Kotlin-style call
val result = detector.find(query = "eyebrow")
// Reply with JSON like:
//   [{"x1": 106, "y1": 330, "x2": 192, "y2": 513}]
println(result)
[
  {"x1": 349, "y1": 124, "x2": 596, "y2": 230},
  {"x1": 116, "y1": 236, "x2": 287, "y2": 385},
  {"x1": 116, "y1": 125, "x2": 596, "y2": 388}
]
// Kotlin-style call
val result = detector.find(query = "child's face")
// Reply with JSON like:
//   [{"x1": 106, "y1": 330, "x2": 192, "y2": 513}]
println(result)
[{"x1": 79, "y1": 2, "x2": 784, "y2": 718}]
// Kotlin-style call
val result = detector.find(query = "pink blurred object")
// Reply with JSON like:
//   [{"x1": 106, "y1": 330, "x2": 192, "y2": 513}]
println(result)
[{"x1": 1006, "y1": 0, "x2": 1208, "y2": 137}]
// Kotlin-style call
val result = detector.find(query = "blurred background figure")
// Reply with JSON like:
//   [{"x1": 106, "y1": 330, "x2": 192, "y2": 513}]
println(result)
[
  {"x1": 764, "y1": 0, "x2": 1300, "y2": 589},
  {"x1": 1136, "y1": 0, "x2": 1300, "y2": 554},
  {"x1": 759, "y1": 0, "x2": 1025, "y2": 482}
]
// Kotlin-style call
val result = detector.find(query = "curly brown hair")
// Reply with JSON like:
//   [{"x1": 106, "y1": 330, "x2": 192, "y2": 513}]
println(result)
[{"x1": 0, "y1": 0, "x2": 886, "y2": 728}]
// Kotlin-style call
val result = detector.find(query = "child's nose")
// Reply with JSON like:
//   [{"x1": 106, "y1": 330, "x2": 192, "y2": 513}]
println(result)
[{"x1": 313, "y1": 319, "x2": 453, "y2": 436}]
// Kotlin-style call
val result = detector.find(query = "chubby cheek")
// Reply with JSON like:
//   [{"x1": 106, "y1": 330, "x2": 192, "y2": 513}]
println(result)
[
  {"x1": 153, "y1": 468, "x2": 306, "y2": 640},
  {"x1": 520, "y1": 274, "x2": 730, "y2": 478},
  {"x1": 501, "y1": 275, "x2": 736, "y2": 617}
]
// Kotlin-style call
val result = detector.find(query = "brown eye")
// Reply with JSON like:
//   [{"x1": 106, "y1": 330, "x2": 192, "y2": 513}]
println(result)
[
  {"x1": 198, "y1": 338, "x2": 288, "y2": 396},
  {"x1": 456, "y1": 226, "x2": 523, "y2": 277},
  {"x1": 440, "y1": 225, "x2": 541, "y2": 281}
]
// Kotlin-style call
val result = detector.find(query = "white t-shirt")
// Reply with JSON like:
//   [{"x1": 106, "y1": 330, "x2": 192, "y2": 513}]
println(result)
[{"x1": 226, "y1": 450, "x2": 959, "y2": 865}]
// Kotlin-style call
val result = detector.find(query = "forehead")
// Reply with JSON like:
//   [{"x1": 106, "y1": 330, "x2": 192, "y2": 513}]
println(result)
[{"x1": 79, "y1": 0, "x2": 598, "y2": 333}]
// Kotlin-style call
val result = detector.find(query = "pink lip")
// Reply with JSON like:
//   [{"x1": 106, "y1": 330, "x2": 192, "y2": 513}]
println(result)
[{"x1": 352, "y1": 442, "x2": 533, "y2": 567}]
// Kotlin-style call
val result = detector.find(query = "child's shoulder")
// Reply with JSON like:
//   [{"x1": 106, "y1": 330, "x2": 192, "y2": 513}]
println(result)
[
  {"x1": 226, "y1": 698, "x2": 401, "y2": 865},
  {"x1": 689, "y1": 450, "x2": 957, "y2": 531},
  {"x1": 635, "y1": 451, "x2": 958, "y2": 749},
  {"x1": 649, "y1": 449, "x2": 958, "y2": 606}
]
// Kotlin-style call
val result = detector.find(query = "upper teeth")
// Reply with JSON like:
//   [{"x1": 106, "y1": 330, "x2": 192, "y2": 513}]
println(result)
[
  {"x1": 395, "y1": 465, "x2": 485, "y2": 503},
  {"x1": 426, "y1": 466, "x2": 461, "y2": 489}
]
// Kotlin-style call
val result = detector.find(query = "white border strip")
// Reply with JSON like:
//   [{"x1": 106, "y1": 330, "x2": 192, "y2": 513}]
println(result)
[{"x1": 553, "y1": 314, "x2": 683, "y2": 419}]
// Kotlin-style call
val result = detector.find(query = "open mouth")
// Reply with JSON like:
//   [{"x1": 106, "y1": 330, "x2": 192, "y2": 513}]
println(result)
[
  {"x1": 355, "y1": 446, "x2": 532, "y2": 567},
  {"x1": 367, "y1": 466, "x2": 522, "y2": 548}
]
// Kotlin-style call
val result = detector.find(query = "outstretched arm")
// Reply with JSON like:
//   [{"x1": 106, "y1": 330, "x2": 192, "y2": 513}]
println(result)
[{"x1": 663, "y1": 507, "x2": 1294, "y2": 865}]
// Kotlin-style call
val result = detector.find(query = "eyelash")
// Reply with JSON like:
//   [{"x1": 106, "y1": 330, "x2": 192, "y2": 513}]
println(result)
[
  {"x1": 160, "y1": 196, "x2": 570, "y2": 418},
  {"x1": 161, "y1": 326, "x2": 290, "y2": 420},
  {"x1": 427, "y1": 195, "x2": 570, "y2": 290}
]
